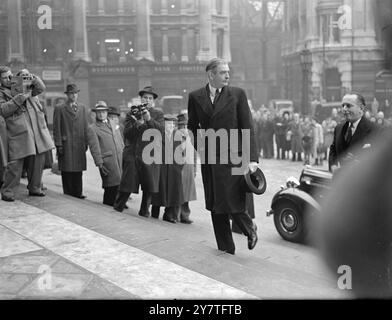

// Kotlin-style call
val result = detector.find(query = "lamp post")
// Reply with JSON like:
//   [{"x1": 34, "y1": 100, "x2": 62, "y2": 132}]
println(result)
[{"x1": 300, "y1": 47, "x2": 312, "y2": 115}]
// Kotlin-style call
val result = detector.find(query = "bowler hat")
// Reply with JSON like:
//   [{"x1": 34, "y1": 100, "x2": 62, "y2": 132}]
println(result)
[
  {"x1": 243, "y1": 167, "x2": 267, "y2": 195},
  {"x1": 64, "y1": 84, "x2": 80, "y2": 94},
  {"x1": 92, "y1": 100, "x2": 109, "y2": 111},
  {"x1": 177, "y1": 113, "x2": 188, "y2": 126},
  {"x1": 138, "y1": 86, "x2": 158, "y2": 99},
  {"x1": 108, "y1": 106, "x2": 121, "y2": 116}
]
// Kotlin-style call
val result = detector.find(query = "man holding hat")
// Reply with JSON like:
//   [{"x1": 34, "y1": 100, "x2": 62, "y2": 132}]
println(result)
[
  {"x1": 114, "y1": 86, "x2": 164, "y2": 216},
  {"x1": 87, "y1": 101, "x2": 124, "y2": 206},
  {"x1": 53, "y1": 84, "x2": 89, "y2": 199},
  {"x1": 0, "y1": 66, "x2": 54, "y2": 201},
  {"x1": 187, "y1": 58, "x2": 259, "y2": 255}
]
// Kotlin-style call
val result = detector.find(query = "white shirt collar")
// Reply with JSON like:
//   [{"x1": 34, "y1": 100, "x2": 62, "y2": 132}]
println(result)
[{"x1": 208, "y1": 83, "x2": 221, "y2": 96}]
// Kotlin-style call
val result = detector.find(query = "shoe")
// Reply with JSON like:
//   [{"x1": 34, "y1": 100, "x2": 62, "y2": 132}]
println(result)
[
  {"x1": 1, "y1": 195, "x2": 15, "y2": 202},
  {"x1": 114, "y1": 206, "x2": 123, "y2": 213},
  {"x1": 248, "y1": 225, "x2": 258, "y2": 250},
  {"x1": 163, "y1": 216, "x2": 176, "y2": 223},
  {"x1": 28, "y1": 191, "x2": 45, "y2": 197},
  {"x1": 138, "y1": 210, "x2": 150, "y2": 218},
  {"x1": 41, "y1": 186, "x2": 47, "y2": 191},
  {"x1": 180, "y1": 218, "x2": 193, "y2": 224},
  {"x1": 76, "y1": 195, "x2": 86, "y2": 199}
]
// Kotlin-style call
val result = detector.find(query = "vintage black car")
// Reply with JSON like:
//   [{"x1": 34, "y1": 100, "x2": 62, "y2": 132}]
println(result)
[{"x1": 267, "y1": 167, "x2": 333, "y2": 243}]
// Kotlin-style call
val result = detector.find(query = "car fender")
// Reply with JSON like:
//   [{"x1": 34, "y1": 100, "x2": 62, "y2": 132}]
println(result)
[{"x1": 271, "y1": 188, "x2": 321, "y2": 215}]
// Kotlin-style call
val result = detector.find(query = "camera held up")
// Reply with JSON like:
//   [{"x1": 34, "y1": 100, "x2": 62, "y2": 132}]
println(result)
[
  {"x1": 10, "y1": 72, "x2": 35, "y2": 97},
  {"x1": 130, "y1": 103, "x2": 149, "y2": 120}
]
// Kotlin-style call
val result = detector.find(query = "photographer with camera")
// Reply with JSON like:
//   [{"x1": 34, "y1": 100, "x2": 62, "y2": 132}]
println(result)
[
  {"x1": 0, "y1": 66, "x2": 54, "y2": 201},
  {"x1": 113, "y1": 86, "x2": 164, "y2": 216}
]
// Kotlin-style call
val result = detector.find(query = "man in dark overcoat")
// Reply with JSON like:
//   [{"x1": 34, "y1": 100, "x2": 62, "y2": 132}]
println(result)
[
  {"x1": 329, "y1": 92, "x2": 379, "y2": 173},
  {"x1": 187, "y1": 58, "x2": 259, "y2": 255},
  {"x1": 151, "y1": 115, "x2": 184, "y2": 223},
  {"x1": 87, "y1": 101, "x2": 124, "y2": 206},
  {"x1": 0, "y1": 115, "x2": 6, "y2": 188},
  {"x1": 53, "y1": 84, "x2": 89, "y2": 199},
  {"x1": 113, "y1": 86, "x2": 164, "y2": 216},
  {"x1": 0, "y1": 66, "x2": 54, "y2": 201}
]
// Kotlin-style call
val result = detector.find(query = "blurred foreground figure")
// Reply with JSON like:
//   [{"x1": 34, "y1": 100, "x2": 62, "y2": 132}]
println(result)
[{"x1": 318, "y1": 129, "x2": 392, "y2": 298}]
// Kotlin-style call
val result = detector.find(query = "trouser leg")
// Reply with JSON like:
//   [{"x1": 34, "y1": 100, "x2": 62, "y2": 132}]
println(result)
[
  {"x1": 61, "y1": 172, "x2": 73, "y2": 195},
  {"x1": 103, "y1": 186, "x2": 118, "y2": 206},
  {"x1": 211, "y1": 213, "x2": 235, "y2": 254},
  {"x1": 25, "y1": 153, "x2": 45, "y2": 194},
  {"x1": 113, "y1": 191, "x2": 131, "y2": 212},
  {"x1": 231, "y1": 212, "x2": 255, "y2": 239},
  {"x1": 180, "y1": 202, "x2": 191, "y2": 220},
  {"x1": 72, "y1": 172, "x2": 83, "y2": 197},
  {"x1": 139, "y1": 191, "x2": 151, "y2": 216},
  {"x1": 151, "y1": 205, "x2": 160, "y2": 218},
  {"x1": 1, "y1": 158, "x2": 24, "y2": 198}
]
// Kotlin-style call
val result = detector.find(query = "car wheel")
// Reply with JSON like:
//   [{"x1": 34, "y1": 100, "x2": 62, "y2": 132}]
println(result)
[{"x1": 273, "y1": 202, "x2": 306, "y2": 243}]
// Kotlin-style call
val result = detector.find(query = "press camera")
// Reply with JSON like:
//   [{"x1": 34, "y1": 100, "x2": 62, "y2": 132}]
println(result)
[
  {"x1": 10, "y1": 72, "x2": 35, "y2": 96},
  {"x1": 130, "y1": 103, "x2": 148, "y2": 120}
]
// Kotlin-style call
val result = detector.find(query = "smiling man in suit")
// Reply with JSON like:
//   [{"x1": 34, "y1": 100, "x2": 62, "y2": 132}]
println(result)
[
  {"x1": 187, "y1": 58, "x2": 259, "y2": 255},
  {"x1": 329, "y1": 92, "x2": 379, "y2": 173}
]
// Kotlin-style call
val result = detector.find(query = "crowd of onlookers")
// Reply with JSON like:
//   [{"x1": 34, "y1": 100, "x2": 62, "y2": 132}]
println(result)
[{"x1": 251, "y1": 107, "x2": 392, "y2": 166}]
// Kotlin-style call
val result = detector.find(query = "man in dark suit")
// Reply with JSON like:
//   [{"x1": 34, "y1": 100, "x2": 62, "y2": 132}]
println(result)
[
  {"x1": 187, "y1": 58, "x2": 259, "y2": 255},
  {"x1": 329, "y1": 92, "x2": 378, "y2": 173}
]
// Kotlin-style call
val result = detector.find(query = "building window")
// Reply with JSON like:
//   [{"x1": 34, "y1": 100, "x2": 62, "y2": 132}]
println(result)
[
  {"x1": 168, "y1": 34, "x2": 181, "y2": 62},
  {"x1": 216, "y1": 0, "x2": 223, "y2": 14},
  {"x1": 168, "y1": 0, "x2": 181, "y2": 14},
  {"x1": 320, "y1": 13, "x2": 341, "y2": 44},
  {"x1": 88, "y1": 0, "x2": 98, "y2": 14},
  {"x1": 104, "y1": 0, "x2": 118, "y2": 14},
  {"x1": 151, "y1": 0, "x2": 161, "y2": 14}
]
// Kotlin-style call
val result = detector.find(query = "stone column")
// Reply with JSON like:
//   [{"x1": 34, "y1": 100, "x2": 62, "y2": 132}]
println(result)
[
  {"x1": 196, "y1": 0, "x2": 212, "y2": 61},
  {"x1": 118, "y1": 0, "x2": 124, "y2": 14},
  {"x1": 181, "y1": 27, "x2": 189, "y2": 62},
  {"x1": 136, "y1": 0, "x2": 154, "y2": 61},
  {"x1": 98, "y1": 0, "x2": 105, "y2": 15},
  {"x1": 119, "y1": 30, "x2": 126, "y2": 63},
  {"x1": 99, "y1": 30, "x2": 107, "y2": 63},
  {"x1": 222, "y1": 0, "x2": 230, "y2": 16},
  {"x1": 73, "y1": 0, "x2": 90, "y2": 61},
  {"x1": 7, "y1": 0, "x2": 24, "y2": 62},
  {"x1": 187, "y1": 28, "x2": 195, "y2": 61},
  {"x1": 222, "y1": 28, "x2": 231, "y2": 62},
  {"x1": 162, "y1": 28, "x2": 169, "y2": 62}
]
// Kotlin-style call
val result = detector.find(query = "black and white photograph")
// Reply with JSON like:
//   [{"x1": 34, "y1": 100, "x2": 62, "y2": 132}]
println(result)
[{"x1": 1, "y1": 0, "x2": 392, "y2": 312}]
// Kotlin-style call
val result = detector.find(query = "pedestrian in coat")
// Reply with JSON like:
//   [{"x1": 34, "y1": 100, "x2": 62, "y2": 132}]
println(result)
[
  {"x1": 87, "y1": 101, "x2": 124, "y2": 206},
  {"x1": 151, "y1": 115, "x2": 185, "y2": 223},
  {"x1": 107, "y1": 106, "x2": 124, "y2": 138},
  {"x1": 288, "y1": 113, "x2": 303, "y2": 162},
  {"x1": 322, "y1": 117, "x2": 337, "y2": 161},
  {"x1": 187, "y1": 58, "x2": 259, "y2": 255},
  {"x1": 176, "y1": 112, "x2": 196, "y2": 224},
  {"x1": 113, "y1": 86, "x2": 164, "y2": 215},
  {"x1": 311, "y1": 117, "x2": 324, "y2": 166},
  {"x1": 0, "y1": 115, "x2": 7, "y2": 188},
  {"x1": 273, "y1": 112, "x2": 289, "y2": 160},
  {"x1": 53, "y1": 84, "x2": 89, "y2": 199},
  {"x1": 0, "y1": 66, "x2": 54, "y2": 201}
]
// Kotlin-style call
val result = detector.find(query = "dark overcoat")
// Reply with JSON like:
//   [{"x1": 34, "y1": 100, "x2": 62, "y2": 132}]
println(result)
[
  {"x1": 187, "y1": 85, "x2": 258, "y2": 214},
  {"x1": 87, "y1": 119, "x2": 124, "y2": 188},
  {"x1": 152, "y1": 130, "x2": 184, "y2": 207},
  {"x1": 0, "y1": 116, "x2": 7, "y2": 169},
  {"x1": 118, "y1": 107, "x2": 164, "y2": 193},
  {"x1": 329, "y1": 116, "x2": 378, "y2": 169},
  {"x1": 0, "y1": 81, "x2": 54, "y2": 161},
  {"x1": 53, "y1": 101, "x2": 89, "y2": 172}
]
